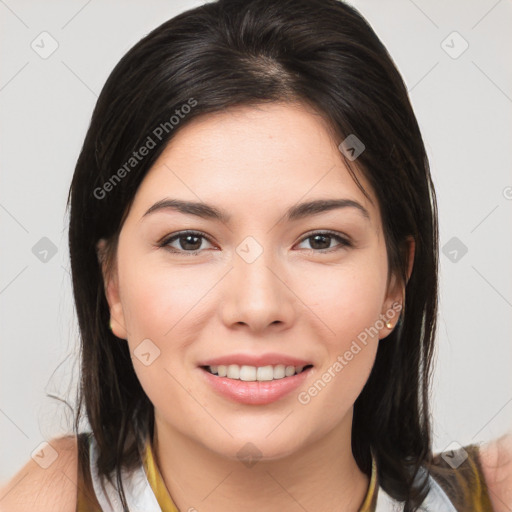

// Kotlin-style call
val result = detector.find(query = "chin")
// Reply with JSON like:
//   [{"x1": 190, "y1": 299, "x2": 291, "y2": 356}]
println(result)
[{"x1": 208, "y1": 431, "x2": 306, "y2": 463}]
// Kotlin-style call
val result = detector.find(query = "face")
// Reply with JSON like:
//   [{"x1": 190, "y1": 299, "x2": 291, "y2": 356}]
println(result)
[{"x1": 101, "y1": 102, "x2": 407, "y2": 461}]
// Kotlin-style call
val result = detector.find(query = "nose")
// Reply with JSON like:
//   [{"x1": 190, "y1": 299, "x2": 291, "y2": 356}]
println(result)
[{"x1": 219, "y1": 242, "x2": 296, "y2": 333}]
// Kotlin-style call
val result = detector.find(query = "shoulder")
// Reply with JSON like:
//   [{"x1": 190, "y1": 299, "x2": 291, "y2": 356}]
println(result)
[
  {"x1": 0, "y1": 434, "x2": 79, "y2": 512},
  {"x1": 478, "y1": 433, "x2": 512, "y2": 512},
  {"x1": 426, "y1": 442, "x2": 496, "y2": 511}
]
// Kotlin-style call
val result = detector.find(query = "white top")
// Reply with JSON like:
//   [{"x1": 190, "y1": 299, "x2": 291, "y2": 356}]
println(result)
[{"x1": 88, "y1": 434, "x2": 458, "y2": 512}]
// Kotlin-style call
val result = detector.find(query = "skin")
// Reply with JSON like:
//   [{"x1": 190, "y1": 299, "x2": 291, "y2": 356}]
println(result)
[
  {"x1": 479, "y1": 433, "x2": 512, "y2": 511},
  {"x1": 1, "y1": 102, "x2": 510, "y2": 511},
  {"x1": 100, "y1": 101, "x2": 411, "y2": 512}
]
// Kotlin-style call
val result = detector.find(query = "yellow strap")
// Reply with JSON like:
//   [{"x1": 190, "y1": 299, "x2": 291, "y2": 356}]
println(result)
[
  {"x1": 142, "y1": 436, "x2": 180, "y2": 512},
  {"x1": 359, "y1": 451, "x2": 378, "y2": 512}
]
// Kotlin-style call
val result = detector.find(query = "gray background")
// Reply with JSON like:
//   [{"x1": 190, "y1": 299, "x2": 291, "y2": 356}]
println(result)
[{"x1": 1, "y1": 0, "x2": 511, "y2": 482}]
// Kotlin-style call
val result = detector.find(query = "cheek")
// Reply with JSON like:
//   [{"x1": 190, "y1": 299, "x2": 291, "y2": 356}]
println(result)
[
  {"x1": 295, "y1": 255, "x2": 387, "y2": 407},
  {"x1": 118, "y1": 254, "x2": 211, "y2": 340},
  {"x1": 302, "y1": 256, "x2": 388, "y2": 344},
  {"x1": 116, "y1": 258, "x2": 199, "y2": 417},
  {"x1": 117, "y1": 253, "x2": 220, "y2": 396}
]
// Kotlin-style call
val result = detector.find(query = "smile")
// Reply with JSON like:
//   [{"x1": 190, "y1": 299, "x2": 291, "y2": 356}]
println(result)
[
  {"x1": 203, "y1": 364, "x2": 313, "y2": 382},
  {"x1": 199, "y1": 364, "x2": 314, "y2": 405}
]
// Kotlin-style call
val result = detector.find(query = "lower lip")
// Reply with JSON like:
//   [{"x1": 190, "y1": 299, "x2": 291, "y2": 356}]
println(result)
[{"x1": 199, "y1": 367, "x2": 312, "y2": 405}]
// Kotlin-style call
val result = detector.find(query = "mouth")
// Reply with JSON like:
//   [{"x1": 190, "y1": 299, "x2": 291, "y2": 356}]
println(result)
[
  {"x1": 199, "y1": 363, "x2": 314, "y2": 405},
  {"x1": 201, "y1": 363, "x2": 314, "y2": 381}
]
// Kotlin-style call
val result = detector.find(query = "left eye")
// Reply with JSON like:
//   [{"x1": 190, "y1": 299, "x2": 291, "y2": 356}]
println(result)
[
  {"x1": 296, "y1": 232, "x2": 350, "y2": 252},
  {"x1": 161, "y1": 231, "x2": 214, "y2": 254}
]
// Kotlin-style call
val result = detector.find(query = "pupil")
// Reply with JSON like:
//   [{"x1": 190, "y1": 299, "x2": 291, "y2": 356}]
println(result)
[
  {"x1": 310, "y1": 234, "x2": 330, "y2": 250},
  {"x1": 181, "y1": 235, "x2": 201, "y2": 250}
]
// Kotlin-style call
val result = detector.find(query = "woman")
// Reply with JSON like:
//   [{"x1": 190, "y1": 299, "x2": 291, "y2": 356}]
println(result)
[{"x1": 1, "y1": 0, "x2": 509, "y2": 510}]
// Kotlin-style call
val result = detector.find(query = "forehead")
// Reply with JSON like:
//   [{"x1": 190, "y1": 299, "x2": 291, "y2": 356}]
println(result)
[{"x1": 128, "y1": 102, "x2": 379, "y2": 227}]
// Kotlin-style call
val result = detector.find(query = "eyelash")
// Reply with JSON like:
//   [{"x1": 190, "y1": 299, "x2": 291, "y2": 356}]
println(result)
[{"x1": 158, "y1": 230, "x2": 352, "y2": 256}]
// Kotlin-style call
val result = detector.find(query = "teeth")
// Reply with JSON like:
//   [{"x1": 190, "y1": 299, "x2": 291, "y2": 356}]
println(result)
[
  {"x1": 273, "y1": 365, "x2": 285, "y2": 379},
  {"x1": 227, "y1": 364, "x2": 240, "y2": 379},
  {"x1": 257, "y1": 365, "x2": 274, "y2": 381},
  {"x1": 240, "y1": 365, "x2": 257, "y2": 381},
  {"x1": 206, "y1": 364, "x2": 308, "y2": 381}
]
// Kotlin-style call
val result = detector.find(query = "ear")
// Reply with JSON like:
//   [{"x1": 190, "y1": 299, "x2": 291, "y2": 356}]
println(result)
[
  {"x1": 378, "y1": 236, "x2": 415, "y2": 339},
  {"x1": 96, "y1": 238, "x2": 128, "y2": 340}
]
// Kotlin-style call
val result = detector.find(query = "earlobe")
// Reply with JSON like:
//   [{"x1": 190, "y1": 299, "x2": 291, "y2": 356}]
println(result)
[
  {"x1": 378, "y1": 281, "x2": 403, "y2": 340},
  {"x1": 379, "y1": 237, "x2": 415, "y2": 340},
  {"x1": 109, "y1": 302, "x2": 128, "y2": 339},
  {"x1": 96, "y1": 238, "x2": 128, "y2": 340}
]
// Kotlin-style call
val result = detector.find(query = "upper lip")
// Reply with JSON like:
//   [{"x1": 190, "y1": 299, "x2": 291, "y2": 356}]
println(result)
[{"x1": 198, "y1": 353, "x2": 313, "y2": 368}]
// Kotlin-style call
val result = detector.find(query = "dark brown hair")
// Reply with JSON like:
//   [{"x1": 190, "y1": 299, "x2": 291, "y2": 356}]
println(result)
[{"x1": 68, "y1": 0, "x2": 438, "y2": 509}]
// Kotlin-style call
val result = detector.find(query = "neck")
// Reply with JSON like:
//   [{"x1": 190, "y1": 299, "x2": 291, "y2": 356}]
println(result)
[{"x1": 152, "y1": 414, "x2": 370, "y2": 512}]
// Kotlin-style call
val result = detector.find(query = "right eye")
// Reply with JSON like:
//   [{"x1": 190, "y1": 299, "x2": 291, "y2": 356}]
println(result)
[{"x1": 159, "y1": 230, "x2": 215, "y2": 255}]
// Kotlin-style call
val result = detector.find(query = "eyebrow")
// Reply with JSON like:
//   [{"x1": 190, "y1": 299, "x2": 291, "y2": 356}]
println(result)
[{"x1": 142, "y1": 198, "x2": 370, "y2": 223}]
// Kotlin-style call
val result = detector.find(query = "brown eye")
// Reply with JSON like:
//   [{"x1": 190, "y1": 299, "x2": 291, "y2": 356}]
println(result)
[
  {"x1": 160, "y1": 231, "x2": 214, "y2": 254},
  {"x1": 296, "y1": 231, "x2": 351, "y2": 252}
]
